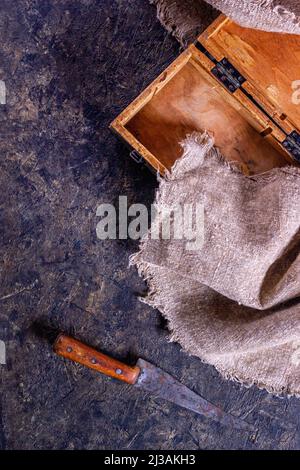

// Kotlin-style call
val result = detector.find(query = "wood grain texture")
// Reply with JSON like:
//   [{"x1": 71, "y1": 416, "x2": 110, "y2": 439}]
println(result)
[
  {"x1": 126, "y1": 59, "x2": 286, "y2": 174},
  {"x1": 199, "y1": 15, "x2": 300, "y2": 133},
  {"x1": 54, "y1": 335, "x2": 140, "y2": 384},
  {"x1": 110, "y1": 49, "x2": 193, "y2": 173}
]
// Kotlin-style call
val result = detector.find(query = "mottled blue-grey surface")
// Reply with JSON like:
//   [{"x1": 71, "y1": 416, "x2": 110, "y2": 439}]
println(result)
[{"x1": 0, "y1": 0, "x2": 299, "y2": 450}]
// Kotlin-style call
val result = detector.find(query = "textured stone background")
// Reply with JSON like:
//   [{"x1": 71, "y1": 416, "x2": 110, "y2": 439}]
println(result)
[{"x1": 0, "y1": 0, "x2": 299, "y2": 450}]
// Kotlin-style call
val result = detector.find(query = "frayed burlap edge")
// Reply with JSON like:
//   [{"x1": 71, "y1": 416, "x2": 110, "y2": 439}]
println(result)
[{"x1": 129, "y1": 132, "x2": 300, "y2": 397}]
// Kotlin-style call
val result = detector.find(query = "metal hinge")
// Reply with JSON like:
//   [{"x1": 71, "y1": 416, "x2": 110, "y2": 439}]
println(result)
[
  {"x1": 211, "y1": 58, "x2": 246, "y2": 93},
  {"x1": 282, "y1": 131, "x2": 300, "y2": 162},
  {"x1": 195, "y1": 42, "x2": 246, "y2": 93}
]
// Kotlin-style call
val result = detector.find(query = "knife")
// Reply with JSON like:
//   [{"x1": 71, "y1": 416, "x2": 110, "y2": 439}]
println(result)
[{"x1": 54, "y1": 334, "x2": 255, "y2": 433}]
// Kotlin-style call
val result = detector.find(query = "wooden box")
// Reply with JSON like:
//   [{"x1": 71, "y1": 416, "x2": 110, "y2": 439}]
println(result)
[{"x1": 111, "y1": 15, "x2": 300, "y2": 175}]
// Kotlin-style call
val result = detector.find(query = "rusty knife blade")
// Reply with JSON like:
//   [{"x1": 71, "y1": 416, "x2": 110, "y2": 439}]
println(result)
[{"x1": 135, "y1": 359, "x2": 255, "y2": 433}]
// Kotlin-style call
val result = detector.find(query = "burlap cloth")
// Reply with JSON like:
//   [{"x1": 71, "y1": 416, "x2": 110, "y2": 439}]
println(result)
[
  {"x1": 131, "y1": 2, "x2": 300, "y2": 395},
  {"x1": 151, "y1": 1, "x2": 300, "y2": 45}
]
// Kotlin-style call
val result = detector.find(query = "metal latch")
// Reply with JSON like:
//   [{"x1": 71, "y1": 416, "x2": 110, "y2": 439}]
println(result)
[
  {"x1": 211, "y1": 58, "x2": 246, "y2": 93},
  {"x1": 129, "y1": 150, "x2": 144, "y2": 164},
  {"x1": 129, "y1": 149, "x2": 157, "y2": 174},
  {"x1": 282, "y1": 131, "x2": 300, "y2": 162}
]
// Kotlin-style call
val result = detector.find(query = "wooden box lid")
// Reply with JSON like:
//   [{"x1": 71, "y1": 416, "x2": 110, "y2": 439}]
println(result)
[{"x1": 198, "y1": 15, "x2": 300, "y2": 139}]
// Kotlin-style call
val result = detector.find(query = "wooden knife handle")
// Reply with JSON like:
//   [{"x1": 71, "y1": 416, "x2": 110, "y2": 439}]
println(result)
[{"x1": 54, "y1": 334, "x2": 141, "y2": 385}]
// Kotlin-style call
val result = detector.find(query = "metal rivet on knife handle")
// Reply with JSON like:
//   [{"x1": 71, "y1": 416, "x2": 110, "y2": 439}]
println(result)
[{"x1": 54, "y1": 334, "x2": 141, "y2": 384}]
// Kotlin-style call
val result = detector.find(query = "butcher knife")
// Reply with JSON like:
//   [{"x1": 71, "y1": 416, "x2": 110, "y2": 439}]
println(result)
[{"x1": 54, "y1": 334, "x2": 255, "y2": 433}]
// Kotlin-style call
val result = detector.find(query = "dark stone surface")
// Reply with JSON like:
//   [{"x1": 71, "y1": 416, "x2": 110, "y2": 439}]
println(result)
[{"x1": 0, "y1": 0, "x2": 299, "y2": 450}]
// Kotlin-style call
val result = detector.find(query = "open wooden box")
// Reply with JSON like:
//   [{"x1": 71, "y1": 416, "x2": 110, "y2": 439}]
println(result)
[{"x1": 111, "y1": 15, "x2": 300, "y2": 175}]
